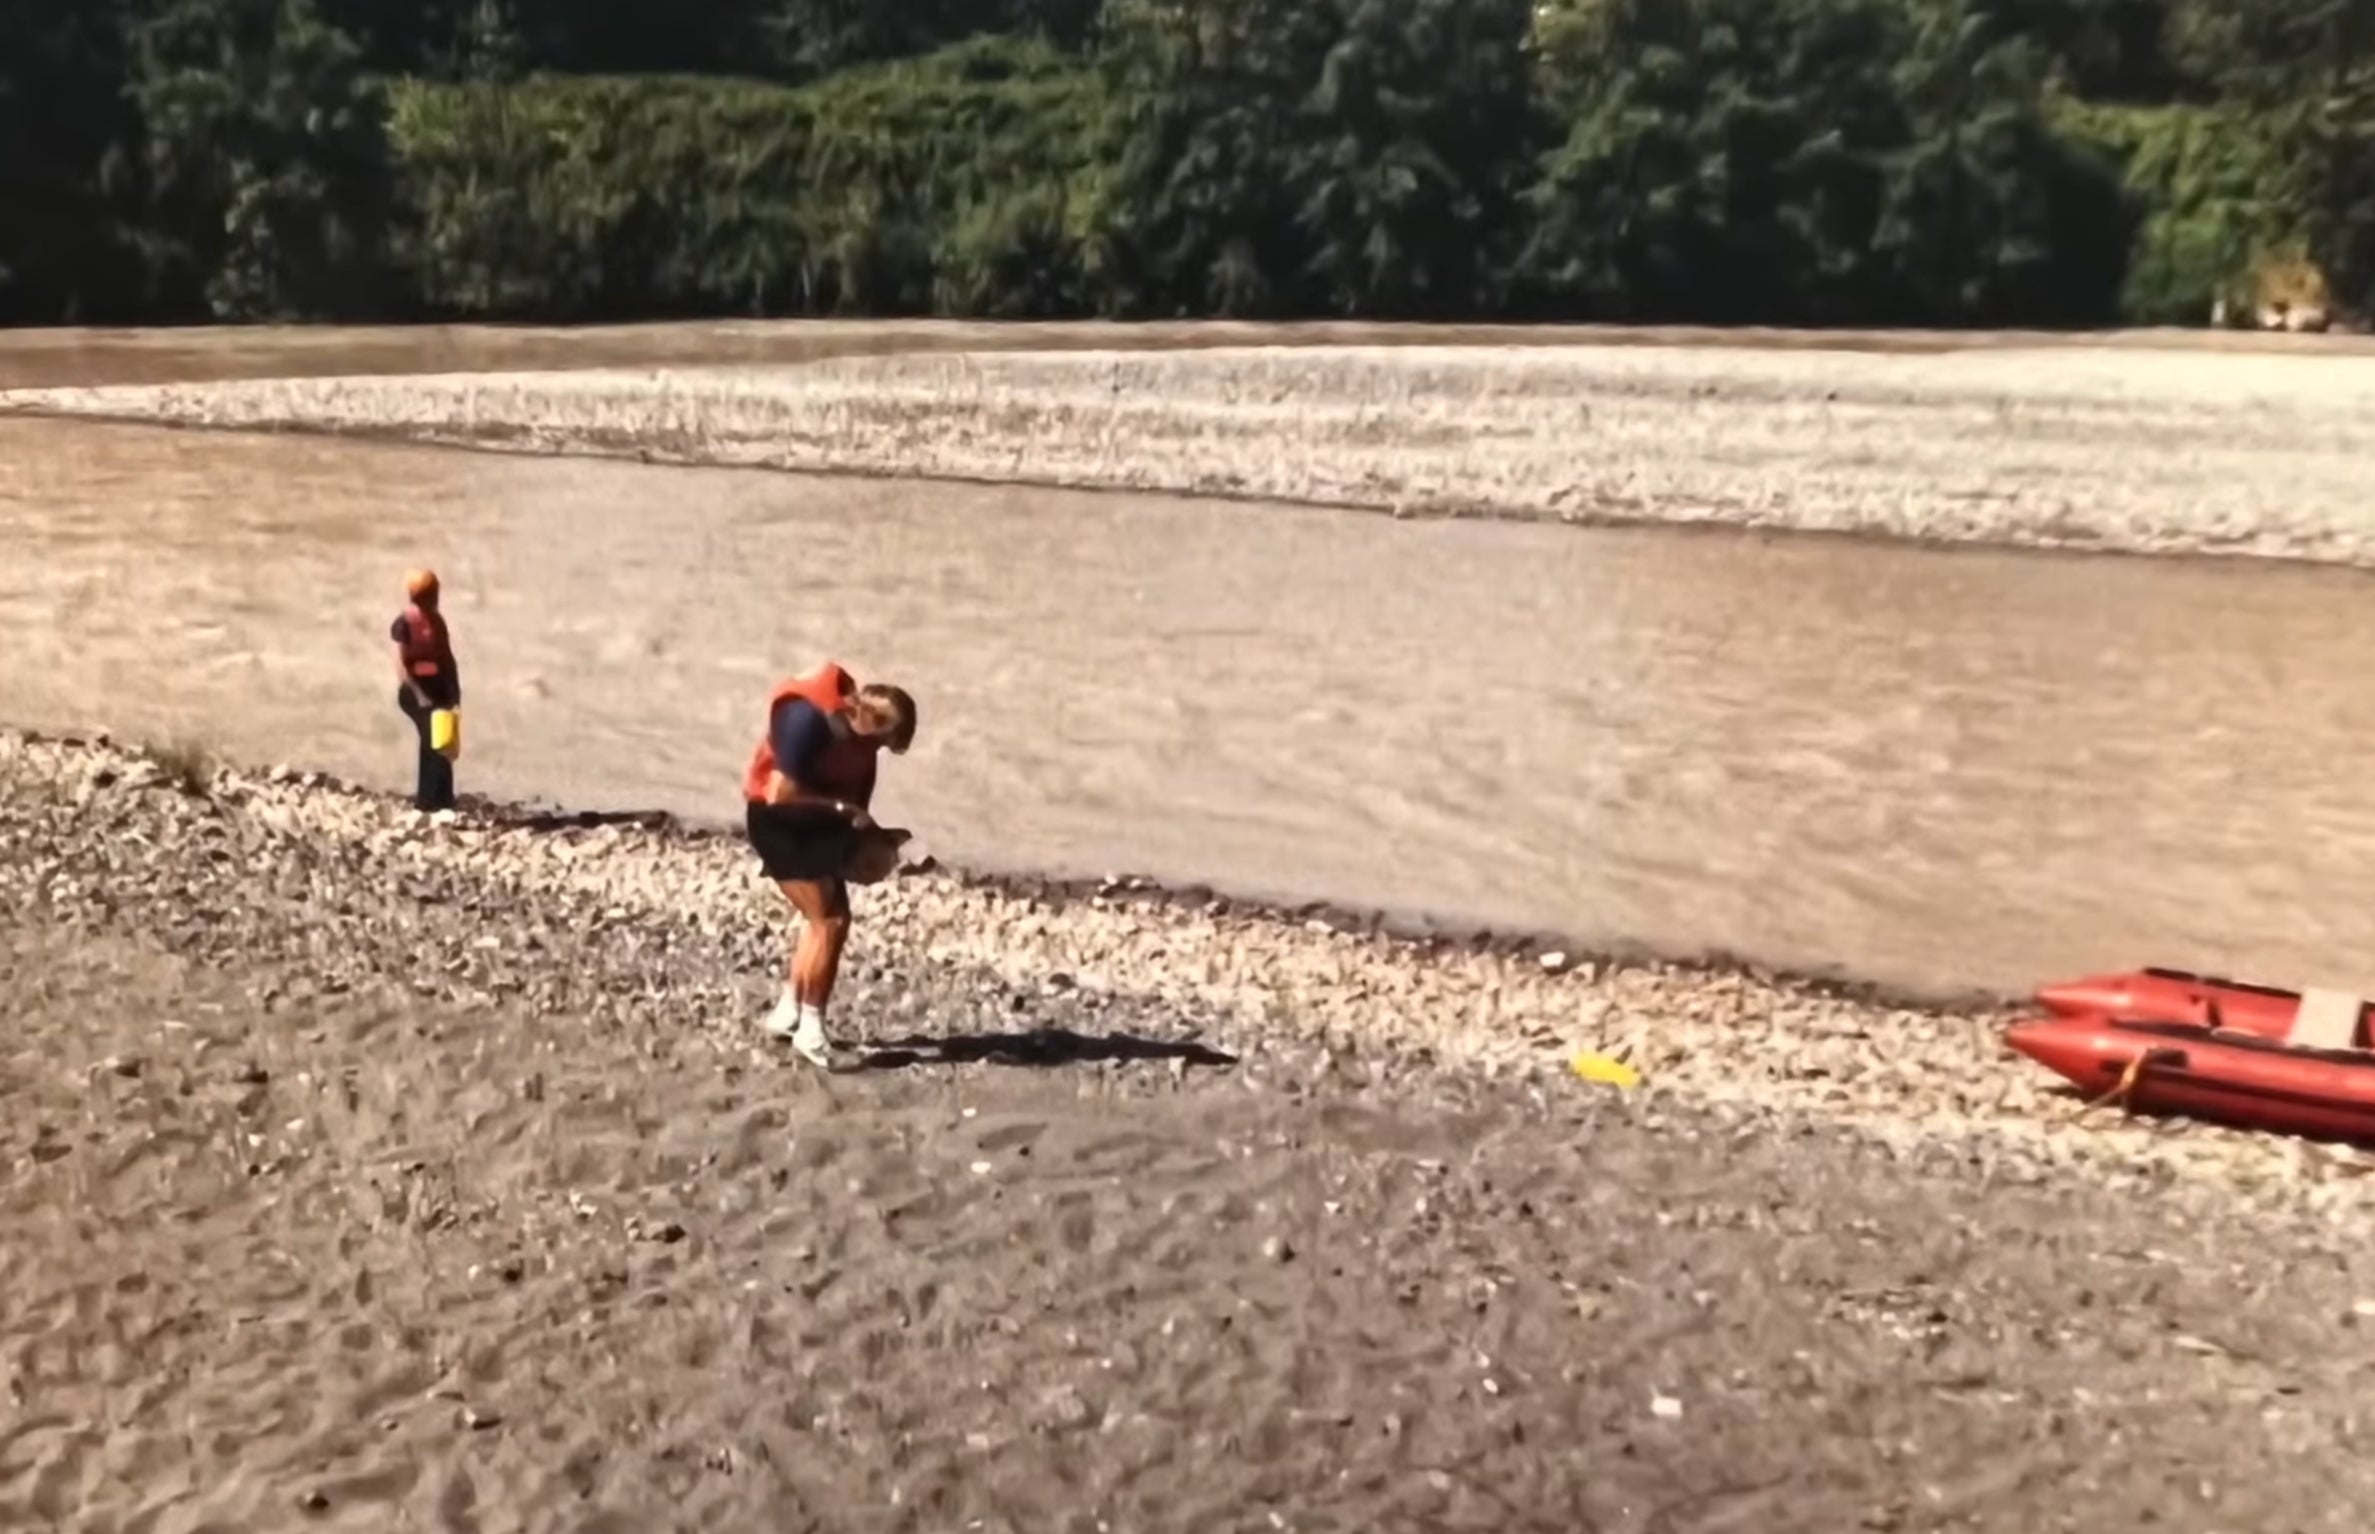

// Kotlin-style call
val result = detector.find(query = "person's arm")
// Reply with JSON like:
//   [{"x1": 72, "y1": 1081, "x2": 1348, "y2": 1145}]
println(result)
[
  {"x1": 391, "y1": 617, "x2": 427, "y2": 706},
  {"x1": 763, "y1": 699, "x2": 870, "y2": 824}
]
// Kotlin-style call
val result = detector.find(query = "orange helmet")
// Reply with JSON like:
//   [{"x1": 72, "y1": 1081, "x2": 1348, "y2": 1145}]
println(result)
[{"x1": 403, "y1": 567, "x2": 439, "y2": 600}]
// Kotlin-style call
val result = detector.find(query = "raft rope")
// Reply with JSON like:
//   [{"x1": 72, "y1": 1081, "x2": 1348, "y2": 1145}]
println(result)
[{"x1": 2082, "y1": 1047, "x2": 2184, "y2": 1119}]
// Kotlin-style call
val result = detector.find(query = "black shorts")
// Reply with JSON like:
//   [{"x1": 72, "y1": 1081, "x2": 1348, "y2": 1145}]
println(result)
[{"x1": 745, "y1": 801, "x2": 858, "y2": 888}]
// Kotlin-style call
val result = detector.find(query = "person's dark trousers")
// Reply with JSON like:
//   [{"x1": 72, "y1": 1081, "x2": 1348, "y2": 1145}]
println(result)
[{"x1": 396, "y1": 680, "x2": 459, "y2": 811}]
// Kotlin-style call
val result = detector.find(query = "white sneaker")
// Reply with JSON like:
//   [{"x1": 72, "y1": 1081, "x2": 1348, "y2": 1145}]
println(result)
[
  {"x1": 788, "y1": 1015, "x2": 837, "y2": 1070},
  {"x1": 765, "y1": 998, "x2": 837, "y2": 1068}
]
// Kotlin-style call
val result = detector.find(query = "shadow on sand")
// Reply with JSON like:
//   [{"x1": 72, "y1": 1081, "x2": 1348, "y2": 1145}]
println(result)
[
  {"x1": 481, "y1": 804, "x2": 678, "y2": 833},
  {"x1": 853, "y1": 1027, "x2": 1239, "y2": 1073}
]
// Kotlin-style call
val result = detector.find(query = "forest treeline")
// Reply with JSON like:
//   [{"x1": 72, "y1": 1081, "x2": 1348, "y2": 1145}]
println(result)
[{"x1": 2, "y1": 0, "x2": 2368, "y2": 328}]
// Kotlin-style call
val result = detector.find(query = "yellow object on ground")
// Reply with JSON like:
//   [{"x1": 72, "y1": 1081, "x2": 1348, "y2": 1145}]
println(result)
[
  {"x1": 1569, "y1": 1051, "x2": 1641, "y2": 1089},
  {"x1": 429, "y1": 707, "x2": 461, "y2": 759}
]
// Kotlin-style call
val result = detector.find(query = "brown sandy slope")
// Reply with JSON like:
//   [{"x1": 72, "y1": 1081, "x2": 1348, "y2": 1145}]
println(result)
[{"x1": 9, "y1": 740, "x2": 2375, "y2": 1531}]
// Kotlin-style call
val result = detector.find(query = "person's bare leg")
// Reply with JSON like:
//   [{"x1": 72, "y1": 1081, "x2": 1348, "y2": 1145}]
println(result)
[
  {"x1": 770, "y1": 877, "x2": 850, "y2": 1064},
  {"x1": 785, "y1": 881, "x2": 851, "y2": 1007}
]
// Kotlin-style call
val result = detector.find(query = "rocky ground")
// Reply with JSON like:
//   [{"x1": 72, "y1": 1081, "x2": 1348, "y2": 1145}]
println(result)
[
  {"x1": 11, "y1": 728, "x2": 2375, "y2": 1532},
  {"x1": 6, "y1": 342, "x2": 2375, "y2": 566}
]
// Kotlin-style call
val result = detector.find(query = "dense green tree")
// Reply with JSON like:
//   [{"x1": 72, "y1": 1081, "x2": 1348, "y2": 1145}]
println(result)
[
  {"x1": 2174, "y1": 0, "x2": 2375, "y2": 312},
  {"x1": 322, "y1": 0, "x2": 518, "y2": 78},
  {"x1": 1522, "y1": 0, "x2": 2133, "y2": 325},
  {"x1": 1523, "y1": 0, "x2": 1919, "y2": 322},
  {"x1": 389, "y1": 36, "x2": 1104, "y2": 319},
  {"x1": 2054, "y1": 99, "x2": 2282, "y2": 319},
  {"x1": 0, "y1": 0, "x2": 2362, "y2": 327},
  {"x1": 0, "y1": 0, "x2": 152, "y2": 322},
  {"x1": 1095, "y1": 0, "x2": 1537, "y2": 317},
  {"x1": 755, "y1": 0, "x2": 1105, "y2": 77},
  {"x1": 2291, "y1": 48, "x2": 2375, "y2": 313},
  {"x1": 1962, "y1": 0, "x2": 2173, "y2": 97},
  {"x1": 129, "y1": 0, "x2": 397, "y2": 318},
  {"x1": 1881, "y1": 4, "x2": 2135, "y2": 323}
]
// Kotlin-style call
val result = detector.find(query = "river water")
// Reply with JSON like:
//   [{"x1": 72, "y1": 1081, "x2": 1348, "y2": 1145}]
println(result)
[{"x1": 9, "y1": 360, "x2": 2375, "y2": 1002}]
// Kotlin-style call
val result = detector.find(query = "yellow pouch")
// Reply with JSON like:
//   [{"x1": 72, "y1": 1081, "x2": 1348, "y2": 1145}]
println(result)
[
  {"x1": 429, "y1": 707, "x2": 461, "y2": 760},
  {"x1": 1569, "y1": 1050, "x2": 1641, "y2": 1090}
]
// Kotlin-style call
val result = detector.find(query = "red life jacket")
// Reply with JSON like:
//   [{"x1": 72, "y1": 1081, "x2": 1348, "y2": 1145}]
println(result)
[
  {"x1": 396, "y1": 603, "x2": 454, "y2": 680},
  {"x1": 741, "y1": 661, "x2": 881, "y2": 807}
]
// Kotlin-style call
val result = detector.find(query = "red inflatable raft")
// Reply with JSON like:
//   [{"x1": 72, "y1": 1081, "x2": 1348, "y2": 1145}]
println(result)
[
  {"x1": 2033, "y1": 966, "x2": 2372, "y2": 1042},
  {"x1": 2006, "y1": 982, "x2": 2375, "y2": 1143}
]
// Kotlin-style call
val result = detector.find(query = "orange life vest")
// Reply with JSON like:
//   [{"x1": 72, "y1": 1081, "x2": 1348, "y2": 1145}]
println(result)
[
  {"x1": 741, "y1": 661, "x2": 881, "y2": 807},
  {"x1": 396, "y1": 603, "x2": 454, "y2": 680}
]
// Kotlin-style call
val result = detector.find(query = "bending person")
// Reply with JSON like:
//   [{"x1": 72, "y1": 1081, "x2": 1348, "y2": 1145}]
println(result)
[{"x1": 741, "y1": 661, "x2": 918, "y2": 1066}]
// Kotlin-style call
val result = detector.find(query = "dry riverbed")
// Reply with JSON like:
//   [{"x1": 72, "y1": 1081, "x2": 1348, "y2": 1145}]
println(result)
[
  {"x1": 7, "y1": 343, "x2": 2375, "y2": 565},
  {"x1": 12, "y1": 729, "x2": 2375, "y2": 1533}
]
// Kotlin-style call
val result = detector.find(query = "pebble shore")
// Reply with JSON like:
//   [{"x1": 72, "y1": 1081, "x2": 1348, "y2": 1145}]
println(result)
[
  {"x1": 14, "y1": 726, "x2": 2375, "y2": 1230},
  {"x1": 6, "y1": 343, "x2": 2374, "y2": 565}
]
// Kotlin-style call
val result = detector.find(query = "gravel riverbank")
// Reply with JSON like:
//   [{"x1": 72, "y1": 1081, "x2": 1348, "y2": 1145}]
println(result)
[
  {"x1": 15, "y1": 727, "x2": 2375, "y2": 1532},
  {"x1": 12, "y1": 728, "x2": 2375, "y2": 1219},
  {"x1": 6, "y1": 342, "x2": 2374, "y2": 565}
]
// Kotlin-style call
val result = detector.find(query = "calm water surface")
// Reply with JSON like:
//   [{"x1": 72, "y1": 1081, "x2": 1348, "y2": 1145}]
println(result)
[{"x1": 8, "y1": 413, "x2": 2375, "y2": 999}]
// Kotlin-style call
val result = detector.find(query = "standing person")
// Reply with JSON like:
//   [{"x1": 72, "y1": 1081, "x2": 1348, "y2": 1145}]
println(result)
[
  {"x1": 742, "y1": 660, "x2": 918, "y2": 1066},
  {"x1": 390, "y1": 567, "x2": 460, "y2": 813}
]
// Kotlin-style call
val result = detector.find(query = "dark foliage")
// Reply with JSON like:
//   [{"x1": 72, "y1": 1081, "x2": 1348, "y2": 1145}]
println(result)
[{"x1": 0, "y1": 0, "x2": 2362, "y2": 327}]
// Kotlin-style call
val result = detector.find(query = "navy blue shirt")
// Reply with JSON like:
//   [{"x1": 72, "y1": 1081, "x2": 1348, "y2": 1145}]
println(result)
[
  {"x1": 770, "y1": 697, "x2": 834, "y2": 783},
  {"x1": 765, "y1": 698, "x2": 844, "y2": 822}
]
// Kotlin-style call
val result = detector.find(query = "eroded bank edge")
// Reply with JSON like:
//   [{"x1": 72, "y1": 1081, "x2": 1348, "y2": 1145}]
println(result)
[{"x1": 0, "y1": 721, "x2": 2003, "y2": 1015}]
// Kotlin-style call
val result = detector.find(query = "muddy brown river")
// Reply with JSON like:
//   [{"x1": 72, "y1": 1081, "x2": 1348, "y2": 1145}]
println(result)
[{"x1": 11, "y1": 345, "x2": 2375, "y2": 1003}]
